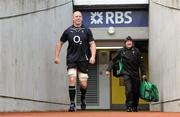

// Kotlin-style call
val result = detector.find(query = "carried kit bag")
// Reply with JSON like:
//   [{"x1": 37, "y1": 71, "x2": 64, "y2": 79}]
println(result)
[
  {"x1": 112, "y1": 58, "x2": 123, "y2": 77},
  {"x1": 139, "y1": 80, "x2": 159, "y2": 102}
]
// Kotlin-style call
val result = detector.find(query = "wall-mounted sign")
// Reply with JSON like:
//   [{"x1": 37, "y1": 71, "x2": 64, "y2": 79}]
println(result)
[{"x1": 82, "y1": 10, "x2": 148, "y2": 27}]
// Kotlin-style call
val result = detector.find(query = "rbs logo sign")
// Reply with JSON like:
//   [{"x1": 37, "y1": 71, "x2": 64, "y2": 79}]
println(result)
[
  {"x1": 82, "y1": 10, "x2": 148, "y2": 27},
  {"x1": 90, "y1": 11, "x2": 132, "y2": 25}
]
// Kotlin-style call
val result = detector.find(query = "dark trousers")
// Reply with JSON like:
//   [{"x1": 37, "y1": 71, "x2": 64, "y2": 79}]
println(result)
[{"x1": 123, "y1": 75, "x2": 140, "y2": 108}]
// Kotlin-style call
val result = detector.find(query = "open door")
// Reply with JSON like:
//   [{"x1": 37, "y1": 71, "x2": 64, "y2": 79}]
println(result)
[{"x1": 110, "y1": 40, "x2": 149, "y2": 111}]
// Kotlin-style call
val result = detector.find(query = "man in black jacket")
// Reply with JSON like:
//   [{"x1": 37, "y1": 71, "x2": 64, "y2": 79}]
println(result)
[{"x1": 106, "y1": 36, "x2": 146, "y2": 112}]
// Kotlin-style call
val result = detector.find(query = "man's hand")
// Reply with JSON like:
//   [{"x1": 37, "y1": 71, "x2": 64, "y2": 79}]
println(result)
[
  {"x1": 54, "y1": 57, "x2": 60, "y2": 64},
  {"x1": 105, "y1": 71, "x2": 110, "y2": 76},
  {"x1": 89, "y1": 56, "x2": 95, "y2": 64},
  {"x1": 54, "y1": 41, "x2": 63, "y2": 64},
  {"x1": 142, "y1": 75, "x2": 147, "y2": 80}
]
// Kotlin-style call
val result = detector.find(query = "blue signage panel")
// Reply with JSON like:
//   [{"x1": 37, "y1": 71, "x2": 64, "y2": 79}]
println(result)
[{"x1": 82, "y1": 10, "x2": 148, "y2": 27}]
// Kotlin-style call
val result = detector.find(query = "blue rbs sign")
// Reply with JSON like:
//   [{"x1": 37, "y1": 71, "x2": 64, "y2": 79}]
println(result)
[{"x1": 82, "y1": 10, "x2": 148, "y2": 27}]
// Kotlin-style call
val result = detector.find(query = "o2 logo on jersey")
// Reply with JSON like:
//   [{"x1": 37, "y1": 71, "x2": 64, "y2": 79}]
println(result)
[{"x1": 73, "y1": 35, "x2": 82, "y2": 44}]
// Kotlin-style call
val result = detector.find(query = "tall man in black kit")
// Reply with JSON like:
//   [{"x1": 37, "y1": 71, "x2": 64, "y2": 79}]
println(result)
[{"x1": 54, "y1": 11, "x2": 96, "y2": 112}]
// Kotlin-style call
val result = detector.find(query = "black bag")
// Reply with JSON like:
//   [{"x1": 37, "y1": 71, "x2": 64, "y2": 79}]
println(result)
[{"x1": 112, "y1": 58, "x2": 123, "y2": 77}]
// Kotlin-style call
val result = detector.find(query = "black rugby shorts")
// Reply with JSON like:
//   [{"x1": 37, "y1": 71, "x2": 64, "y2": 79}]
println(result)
[{"x1": 67, "y1": 61, "x2": 88, "y2": 73}]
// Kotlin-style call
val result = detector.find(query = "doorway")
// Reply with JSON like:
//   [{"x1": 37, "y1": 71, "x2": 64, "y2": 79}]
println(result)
[{"x1": 110, "y1": 40, "x2": 149, "y2": 110}]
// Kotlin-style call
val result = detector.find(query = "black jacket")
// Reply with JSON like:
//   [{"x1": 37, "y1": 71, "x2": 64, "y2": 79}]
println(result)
[{"x1": 107, "y1": 47, "x2": 146, "y2": 77}]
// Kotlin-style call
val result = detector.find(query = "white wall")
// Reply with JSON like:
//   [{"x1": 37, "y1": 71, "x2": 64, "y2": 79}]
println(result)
[
  {"x1": 0, "y1": 0, "x2": 72, "y2": 112},
  {"x1": 149, "y1": 0, "x2": 180, "y2": 112},
  {"x1": 151, "y1": 0, "x2": 180, "y2": 9}
]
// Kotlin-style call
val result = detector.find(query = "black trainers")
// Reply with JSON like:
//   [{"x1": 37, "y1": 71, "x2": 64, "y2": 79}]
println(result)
[
  {"x1": 68, "y1": 103, "x2": 76, "y2": 112},
  {"x1": 81, "y1": 101, "x2": 86, "y2": 110},
  {"x1": 133, "y1": 107, "x2": 138, "y2": 112},
  {"x1": 127, "y1": 107, "x2": 133, "y2": 112}
]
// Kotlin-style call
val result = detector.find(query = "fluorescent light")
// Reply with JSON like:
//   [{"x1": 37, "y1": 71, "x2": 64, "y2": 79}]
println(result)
[
  {"x1": 74, "y1": 0, "x2": 149, "y2": 5},
  {"x1": 96, "y1": 47, "x2": 123, "y2": 49}
]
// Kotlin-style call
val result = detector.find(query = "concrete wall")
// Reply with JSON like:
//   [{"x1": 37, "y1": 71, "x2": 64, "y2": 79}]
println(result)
[
  {"x1": 149, "y1": 0, "x2": 180, "y2": 112},
  {"x1": 0, "y1": 0, "x2": 72, "y2": 112}
]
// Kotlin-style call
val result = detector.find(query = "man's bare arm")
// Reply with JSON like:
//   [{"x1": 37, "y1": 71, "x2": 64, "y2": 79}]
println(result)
[
  {"x1": 54, "y1": 41, "x2": 64, "y2": 64},
  {"x1": 89, "y1": 41, "x2": 96, "y2": 64}
]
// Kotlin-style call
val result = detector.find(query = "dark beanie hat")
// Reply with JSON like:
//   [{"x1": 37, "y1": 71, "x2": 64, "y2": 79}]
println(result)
[{"x1": 125, "y1": 36, "x2": 133, "y2": 42}]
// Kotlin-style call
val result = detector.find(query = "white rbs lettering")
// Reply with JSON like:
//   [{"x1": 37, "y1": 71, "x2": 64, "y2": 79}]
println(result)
[
  {"x1": 73, "y1": 36, "x2": 81, "y2": 43},
  {"x1": 105, "y1": 11, "x2": 132, "y2": 24},
  {"x1": 106, "y1": 12, "x2": 114, "y2": 24},
  {"x1": 124, "y1": 11, "x2": 132, "y2": 24},
  {"x1": 115, "y1": 12, "x2": 124, "y2": 24}
]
